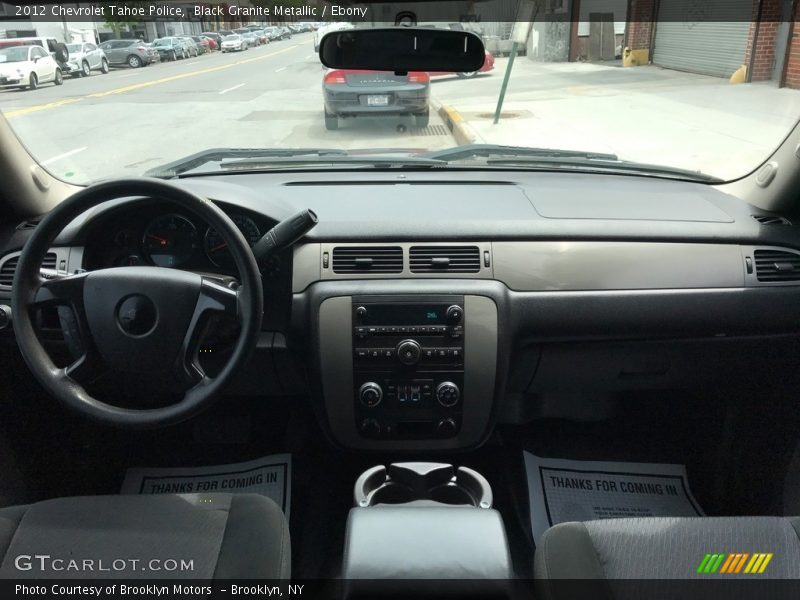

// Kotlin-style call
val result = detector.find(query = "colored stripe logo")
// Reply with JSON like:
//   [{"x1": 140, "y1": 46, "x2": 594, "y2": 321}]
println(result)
[{"x1": 697, "y1": 553, "x2": 773, "y2": 574}]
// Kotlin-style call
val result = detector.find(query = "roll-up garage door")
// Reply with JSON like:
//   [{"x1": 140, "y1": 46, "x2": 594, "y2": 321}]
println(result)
[{"x1": 653, "y1": 0, "x2": 752, "y2": 78}]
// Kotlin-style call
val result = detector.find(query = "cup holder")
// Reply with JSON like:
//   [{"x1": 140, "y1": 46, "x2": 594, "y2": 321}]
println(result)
[{"x1": 354, "y1": 462, "x2": 493, "y2": 508}]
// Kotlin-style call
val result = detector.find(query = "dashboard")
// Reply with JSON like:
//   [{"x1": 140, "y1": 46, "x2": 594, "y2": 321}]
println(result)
[{"x1": 2, "y1": 171, "x2": 800, "y2": 449}]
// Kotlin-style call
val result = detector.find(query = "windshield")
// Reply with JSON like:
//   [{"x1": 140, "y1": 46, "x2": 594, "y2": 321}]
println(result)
[
  {"x1": 0, "y1": 47, "x2": 29, "y2": 63},
  {"x1": 2, "y1": 5, "x2": 799, "y2": 185}
]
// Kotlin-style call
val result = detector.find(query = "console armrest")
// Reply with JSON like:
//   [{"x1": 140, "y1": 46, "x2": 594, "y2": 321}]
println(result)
[{"x1": 342, "y1": 506, "x2": 512, "y2": 598}]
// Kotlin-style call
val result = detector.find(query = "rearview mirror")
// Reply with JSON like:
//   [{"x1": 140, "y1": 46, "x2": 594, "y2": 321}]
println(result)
[{"x1": 319, "y1": 27, "x2": 485, "y2": 73}]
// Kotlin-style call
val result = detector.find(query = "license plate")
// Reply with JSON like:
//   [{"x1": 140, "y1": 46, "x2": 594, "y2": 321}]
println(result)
[{"x1": 366, "y1": 95, "x2": 390, "y2": 106}]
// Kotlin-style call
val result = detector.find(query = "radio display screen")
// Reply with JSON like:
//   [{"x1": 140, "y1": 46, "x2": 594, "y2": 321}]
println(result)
[{"x1": 357, "y1": 304, "x2": 453, "y2": 325}]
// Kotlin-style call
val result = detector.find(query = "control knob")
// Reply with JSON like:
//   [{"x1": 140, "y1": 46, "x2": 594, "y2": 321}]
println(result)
[
  {"x1": 359, "y1": 382, "x2": 383, "y2": 408},
  {"x1": 446, "y1": 305, "x2": 463, "y2": 324},
  {"x1": 360, "y1": 418, "x2": 381, "y2": 436},
  {"x1": 436, "y1": 381, "x2": 460, "y2": 408},
  {"x1": 396, "y1": 339, "x2": 422, "y2": 366},
  {"x1": 436, "y1": 418, "x2": 458, "y2": 437}
]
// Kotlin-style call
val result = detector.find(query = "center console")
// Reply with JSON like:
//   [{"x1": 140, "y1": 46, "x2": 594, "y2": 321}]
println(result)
[
  {"x1": 342, "y1": 462, "x2": 512, "y2": 598},
  {"x1": 352, "y1": 297, "x2": 466, "y2": 440},
  {"x1": 318, "y1": 294, "x2": 498, "y2": 450}
]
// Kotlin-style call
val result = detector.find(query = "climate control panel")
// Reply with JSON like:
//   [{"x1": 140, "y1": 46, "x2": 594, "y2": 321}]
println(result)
[{"x1": 352, "y1": 297, "x2": 465, "y2": 439}]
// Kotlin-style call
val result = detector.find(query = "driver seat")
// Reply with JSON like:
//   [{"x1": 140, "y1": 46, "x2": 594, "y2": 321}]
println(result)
[{"x1": 0, "y1": 493, "x2": 290, "y2": 578}]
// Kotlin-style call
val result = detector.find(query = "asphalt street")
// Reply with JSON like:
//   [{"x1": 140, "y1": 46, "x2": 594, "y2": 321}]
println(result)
[{"x1": 0, "y1": 32, "x2": 457, "y2": 183}]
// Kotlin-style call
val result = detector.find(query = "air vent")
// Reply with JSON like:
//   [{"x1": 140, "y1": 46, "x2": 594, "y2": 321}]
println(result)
[
  {"x1": 753, "y1": 215, "x2": 791, "y2": 226},
  {"x1": 332, "y1": 246, "x2": 403, "y2": 274},
  {"x1": 16, "y1": 218, "x2": 42, "y2": 230},
  {"x1": 0, "y1": 253, "x2": 57, "y2": 287},
  {"x1": 754, "y1": 249, "x2": 800, "y2": 282},
  {"x1": 409, "y1": 246, "x2": 481, "y2": 273}
]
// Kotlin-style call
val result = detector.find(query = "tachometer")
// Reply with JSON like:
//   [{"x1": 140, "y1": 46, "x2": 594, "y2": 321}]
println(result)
[
  {"x1": 142, "y1": 214, "x2": 198, "y2": 268},
  {"x1": 205, "y1": 214, "x2": 261, "y2": 268}
]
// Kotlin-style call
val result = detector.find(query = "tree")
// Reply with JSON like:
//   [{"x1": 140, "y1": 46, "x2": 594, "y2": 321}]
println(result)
[{"x1": 99, "y1": 1, "x2": 147, "y2": 38}]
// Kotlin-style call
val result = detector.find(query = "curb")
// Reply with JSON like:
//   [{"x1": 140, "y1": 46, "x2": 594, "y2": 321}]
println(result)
[{"x1": 432, "y1": 98, "x2": 479, "y2": 145}]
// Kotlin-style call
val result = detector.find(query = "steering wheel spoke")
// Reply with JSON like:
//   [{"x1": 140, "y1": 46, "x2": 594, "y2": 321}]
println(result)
[
  {"x1": 32, "y1": 272, "x2": 88, "y2": 308},
  {"x1": 60, "y1": 345, "x2": 107, "y2": 386},
  {"x1": 176, "y1": 277, "x2": 241, "y2": 391}
]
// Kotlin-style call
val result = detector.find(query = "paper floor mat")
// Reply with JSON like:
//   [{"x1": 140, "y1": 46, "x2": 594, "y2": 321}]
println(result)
[
  {"x1": 524, "y1": 452, "x2": 703, "y2": 544},
  {"x1": 122, "y1": 453, "x2": 291, "y2": 519}
]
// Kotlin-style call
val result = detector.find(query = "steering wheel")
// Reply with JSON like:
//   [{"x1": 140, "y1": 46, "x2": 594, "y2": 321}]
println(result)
[{"x1": 11, "y1": 179, "x2": 263, "y2": 428}]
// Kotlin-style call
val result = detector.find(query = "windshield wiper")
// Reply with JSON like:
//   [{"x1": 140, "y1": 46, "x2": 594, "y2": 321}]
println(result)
[
  {"x1": 146, "y1": 148, "x2": 354, "y2": 178},
  {"x1": 216, "y1": 155, "x2": 446, "y2": 172},
  {"x1": 147, "y1": 148, "x2": 445, "y2": 177},
  {"x1": 422, "y1": 144, "x2": 721, "y2": 183}
]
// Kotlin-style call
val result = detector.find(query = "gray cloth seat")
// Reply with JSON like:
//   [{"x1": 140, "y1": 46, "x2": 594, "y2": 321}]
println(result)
[
  {"x1": 535, "y1": 517, "x2": 800, "y2": 598},
  {"x1": 0, "y1": 493, "x2": 290, "y2": 579}
]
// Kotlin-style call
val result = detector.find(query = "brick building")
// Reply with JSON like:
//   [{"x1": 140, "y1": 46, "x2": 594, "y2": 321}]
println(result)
[{"x1": 622, "y1": 0, "x2": 800, "y2": 88}]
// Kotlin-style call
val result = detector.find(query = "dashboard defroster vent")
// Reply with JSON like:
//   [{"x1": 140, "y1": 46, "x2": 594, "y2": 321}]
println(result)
[
  {"x1": 752, "y1": 215, "x2": 791, "y2": 226},
  {"x1": 332, "y1": 246, "x2": 403, "y2": 274},
  {"x1": 0, "y1": 253, "x2": 57, "y2": 288},
  {"x1": 409, "y1": 246, "x2": 481, "y2": 273},
  {"x1": 754, "y1": 249, "x2": 800, "y2": 282}
]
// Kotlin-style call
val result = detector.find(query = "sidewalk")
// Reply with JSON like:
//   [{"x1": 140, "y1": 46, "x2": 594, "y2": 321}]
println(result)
[{"x1": 431, "y1": 59, "x2": 800, "y2": 180}]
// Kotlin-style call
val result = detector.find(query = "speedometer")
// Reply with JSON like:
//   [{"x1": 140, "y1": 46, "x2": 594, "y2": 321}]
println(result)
[
  {"x1": 204, "y1": 214, "x2": 261, "y2": 268},
  {"x1": 142, "y1": 214, "x2": 198, "y2": 268}
]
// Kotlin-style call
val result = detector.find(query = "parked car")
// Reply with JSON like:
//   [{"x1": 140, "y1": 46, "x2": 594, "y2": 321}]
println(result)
[
  {"x1": 63, "y1": 42, "x2": 108, "y2": 77},
  {"x1": 0, "y1": 45, "x2": 63, "y2": 90},
  {"x1": 263, "y1": 27, "x2": 282, "y2": 42},
  {"x1": 201, "y1": 36, "x2": 218, "y2": 51},
  {"x1": 191, "y1": 36, "x2": 211, "y2": 54},
  {"x1": 429, "y1": 50, "x2": 496, "y2": 79},
  {"x1": 178, "y1": 37, "x2": 200, "y2": 58},
  {"x1": 220, "y1": 34, "x2": 247, "y2": 53},
  {"x1": 200, "y1": 32, "x2": 223, "y2": 47},
  {"x1": 99, "y1": 39, "x2": 158, "y2": 69},
  {"x1": 0, "y1": 36, "x2": 70, "y2": 73},
  {"x1": 252, "y1": 30, "x2": 269, "y2": 45},
  {"x1": 239, "y1": 32, "x2": 256, "y2": 48},
  {"x1": 279, "y1": 27, "x2": 293, "y2": 40},
  {"x1": 322, "y1": 69, "x2": 430, "y2": 130},
  {"x1": 151, "y1": 37, "x2": 185, "y2": 61}
]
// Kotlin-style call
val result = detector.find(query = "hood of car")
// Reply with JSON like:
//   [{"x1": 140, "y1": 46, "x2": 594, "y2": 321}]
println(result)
[{"x1": 0, "y1": 61, "x2": 28, "y2": 74}]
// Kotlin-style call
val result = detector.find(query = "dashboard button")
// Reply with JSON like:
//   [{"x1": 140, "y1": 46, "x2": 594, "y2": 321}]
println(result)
[{"x1": 355, "y1": 327, "x2": 368, "y2": 338}]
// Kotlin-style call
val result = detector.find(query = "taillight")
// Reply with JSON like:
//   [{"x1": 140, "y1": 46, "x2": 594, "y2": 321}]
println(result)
[
  {"x1": 407, "y1": 72, "x2": 429, "y2": 84},
  {"x1": 137, "y1": 47, "x2": 146, "y2": 52},
  {"x1": 324, "y1": 70, "x2": 347, "y2": 84}
]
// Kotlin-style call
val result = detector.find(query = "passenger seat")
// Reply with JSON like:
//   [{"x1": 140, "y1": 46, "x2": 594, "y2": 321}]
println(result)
[{"x1": 534, "y1": 517, "x2": 800, "y2": 597}]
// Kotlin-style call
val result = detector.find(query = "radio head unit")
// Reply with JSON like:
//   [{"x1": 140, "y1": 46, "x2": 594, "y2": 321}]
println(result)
[{"x1": 351, "y1": 297, "x2": 465, "y2": 440}]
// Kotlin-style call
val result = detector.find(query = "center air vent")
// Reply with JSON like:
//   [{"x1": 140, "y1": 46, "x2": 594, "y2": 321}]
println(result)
[
  {"x1": 332, "y1": 246, "x2": 403, "y2": 274},
  {"x1": 754, "y1": 249, "x2": 800, "y2": 282},
  {"x1": 0, "y1": 253, "x2": 57, "y2": 288},
  {"x1": 409, "y1": 246, "x2": 481, "y2": 273}
]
